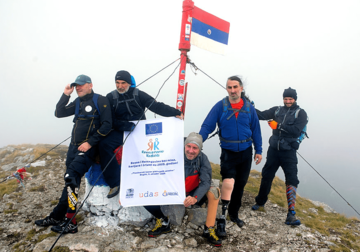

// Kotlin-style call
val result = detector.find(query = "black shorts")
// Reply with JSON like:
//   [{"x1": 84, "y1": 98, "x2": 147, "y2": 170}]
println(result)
[{"x1": 220, "y1": 146, "x2": 253, "y2": 179}]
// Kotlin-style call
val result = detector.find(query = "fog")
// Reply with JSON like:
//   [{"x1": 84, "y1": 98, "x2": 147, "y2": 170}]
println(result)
[{"x1": 1, "y1": 0, "x2": 359, "y2": 217}]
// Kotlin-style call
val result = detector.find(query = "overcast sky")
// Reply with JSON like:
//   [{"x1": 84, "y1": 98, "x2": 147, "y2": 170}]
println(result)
[{"x1": 1, "y1": 0, "x2": 359, "y2": 217}]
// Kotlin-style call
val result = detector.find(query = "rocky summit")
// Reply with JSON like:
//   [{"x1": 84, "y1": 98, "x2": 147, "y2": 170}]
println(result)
[{"x1": 0, "y1": 144, "x2": 359, "y2": 252}]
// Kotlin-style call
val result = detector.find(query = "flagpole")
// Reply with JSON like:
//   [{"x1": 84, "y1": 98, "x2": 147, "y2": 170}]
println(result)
[{"x1": 176, "y1": 0, "x2": 194, "y2": 118}]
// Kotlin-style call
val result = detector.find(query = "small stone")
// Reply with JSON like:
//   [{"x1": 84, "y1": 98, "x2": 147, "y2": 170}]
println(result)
[{"x1": 184, "y1": 238, "x2": 197, "y2": 247}]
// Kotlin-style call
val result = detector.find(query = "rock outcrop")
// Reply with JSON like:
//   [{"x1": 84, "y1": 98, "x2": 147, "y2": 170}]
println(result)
[{"x1": 0, "y1": 145, "x2": 359, "y2": 252}]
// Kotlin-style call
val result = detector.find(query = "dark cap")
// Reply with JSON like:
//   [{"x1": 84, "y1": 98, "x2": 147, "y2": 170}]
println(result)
[
  {"x1": 283, "y1": 87, "x2": 297, "y2": 101},
  {"x1": 115, "y1": 70, "x2": 132, "y2": 85},
  {"x1": 71, "y1": 75, "x2": 92, "y2": 87}
]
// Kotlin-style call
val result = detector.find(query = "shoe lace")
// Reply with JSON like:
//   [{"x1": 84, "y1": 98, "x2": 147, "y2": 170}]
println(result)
[
  {"x1": 209, "y1": 227, "x2": 219, "y2": 241},
  {"x1": 151, "y1": 218, "x2": 162, "y2": 232}
]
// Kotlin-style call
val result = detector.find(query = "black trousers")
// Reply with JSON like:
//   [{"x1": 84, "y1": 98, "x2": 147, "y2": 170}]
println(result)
[
  {"x1": 98, "y1": 130, "x2": 123, "y2": 188},
  {"x1": 50, "y1": 143, "x2": 95, "y2": 220},
  {"x1": 255, "y1": 147, "x2": 299, "y2": 206},
  {"x1": 220, "y1": 147, "x2": 253, "y2": 217}
]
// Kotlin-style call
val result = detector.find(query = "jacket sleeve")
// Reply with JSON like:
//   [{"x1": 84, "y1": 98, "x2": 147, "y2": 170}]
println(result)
[
  {"x1": 87, "y1": 96, "x2": 113, "y2": 147},
  {"x1": 255, "y1": 106, "x2": 278, "y2": 121},
  {"x1": 250, "y1": 105, "x2": 262, "y2": 155},
  {"x1": 55, "y1": 94, "x2": 75, "y2": 118},
  {"x1": 279, "y1": 109, "x2": 308, "y2": 137},
  {"x1": 139, "y1": 91, "x2": 181, "y2": 117},
  {"x1": 199, "y1": 101, "x2": 222, "y2": 142},
  {"x1": 191, "y1": 153, "x2": 212, "y2": 201}
]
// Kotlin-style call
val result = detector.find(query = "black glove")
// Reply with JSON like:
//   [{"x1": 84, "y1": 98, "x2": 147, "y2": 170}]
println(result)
[{"x1": 64, "y1": 175, "x2": 77, "y2": 188}]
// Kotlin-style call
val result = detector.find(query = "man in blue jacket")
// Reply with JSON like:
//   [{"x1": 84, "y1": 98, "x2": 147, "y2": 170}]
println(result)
[
  {"x1": 199, "y1": 75, "x2": 262, "y2": 238},
  {"x1": 252, "y1": 87, "x2": 308, "y2": 226}
]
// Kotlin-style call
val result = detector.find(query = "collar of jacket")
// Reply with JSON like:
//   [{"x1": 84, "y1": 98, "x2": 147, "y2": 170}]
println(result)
[
  {"x1": 79, "y1": 90, "x2": 94, "y2": 102},
  {"x1": 184, "y1": 152, "x2": 201, "y2": 165},
  {"x1": 283, "y1": 102, "x2": 298, "y2": 110},
  {"x1": 123, "y1": 87, "x2": 135, "y2": 96}
]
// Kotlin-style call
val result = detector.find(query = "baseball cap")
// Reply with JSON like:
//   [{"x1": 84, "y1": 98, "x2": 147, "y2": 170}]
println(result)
[{"x1": 71, "y1": 75, "x2": 92, "y2": 87}]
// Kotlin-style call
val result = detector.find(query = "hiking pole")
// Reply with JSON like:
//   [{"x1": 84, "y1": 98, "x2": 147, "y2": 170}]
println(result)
[
  {"x1": 0, "y1": 136, "x2": 71, "y2": 184},
  {"x1": 48, "y1": 60, "x2": 182, "y2": 252},
  {"x1": 25, "y1": 136, "x2": 71, "y2": 167},
  {"x1": 48, "y1": 124, "x2": 137, "y2": 252}
]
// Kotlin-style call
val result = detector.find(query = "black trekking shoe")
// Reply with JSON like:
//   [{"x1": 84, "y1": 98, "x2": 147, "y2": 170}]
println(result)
[
  {"x1": 229, "y1": 215, "x2": 245, "y2": 228},
  {"x1": 148, "y1": 218, "x2": 171, "y2": 237},
  {"x1": 203, "y1": 226, "x2": 222, "y2": 247},
  {"x1": 285, "y1": 210, "x2": 301, "y2": 226},
  {"x1": 35, "y1": 216, "x2": 62, "y2": 227},
  {"x1": 216, "y1": 218, "x2": 227, "y2": 238},
  {"x1": 51, "y1": 218, "x2": 78, "y2": 234},
  {"x1": 107, "y1": 186, "x2": 120, "y2": 199}
]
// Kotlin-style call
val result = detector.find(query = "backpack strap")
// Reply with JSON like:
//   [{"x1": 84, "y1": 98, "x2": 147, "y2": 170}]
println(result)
[
  {"x1": 111, "y1": 88, "x2": 142, "y2": 115},
  {"x1": 92, "y1": 93, "x2": 100, "y2": 116},
  {"x1": 74, "y1": 95, "x2": 100, "y2": 120},
  {"x1": 75, "y1": 98, "x2": 80, "y2": 119}
]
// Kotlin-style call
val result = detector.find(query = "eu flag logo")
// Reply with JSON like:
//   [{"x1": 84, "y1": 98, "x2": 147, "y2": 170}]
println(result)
[{"x1": 145, "y1": 122, "x2": 163, "y2": 135}]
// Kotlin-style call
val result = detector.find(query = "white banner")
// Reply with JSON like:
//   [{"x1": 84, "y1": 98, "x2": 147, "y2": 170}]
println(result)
[{"x1": 120, "y1": 117, "x2": 185, "y2": 207}]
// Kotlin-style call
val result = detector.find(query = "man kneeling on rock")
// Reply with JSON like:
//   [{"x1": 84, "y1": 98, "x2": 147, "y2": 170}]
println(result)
[{"x1": 143, "y1": 132, "x2": 222, "y2": 247}]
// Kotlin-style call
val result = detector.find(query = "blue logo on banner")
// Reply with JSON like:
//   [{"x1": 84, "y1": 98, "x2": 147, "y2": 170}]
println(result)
[{"x1": 146, "y1": 122, "x2": 163, "y2": 135}]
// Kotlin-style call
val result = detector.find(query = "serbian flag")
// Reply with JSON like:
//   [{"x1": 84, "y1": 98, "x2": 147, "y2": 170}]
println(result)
[{"x1": 191, "y1": 6, "x2": 230, "y2": 55}]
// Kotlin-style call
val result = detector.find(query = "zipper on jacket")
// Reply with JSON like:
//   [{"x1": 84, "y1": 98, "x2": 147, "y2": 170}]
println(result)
[{"x1": 277, "y1": 108, "x2": 290, "y2": 150}]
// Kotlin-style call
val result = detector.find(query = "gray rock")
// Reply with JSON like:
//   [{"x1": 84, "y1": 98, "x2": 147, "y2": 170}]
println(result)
[
  {"x1": 0, "y1": 144, "x2": 353, "y2": 252},
  {"x1": 184, "y1": 237, "x2": 197, "y2": 247},
  {"x1": 310, "y1": 200, "x2": 337, "y2": 213},
  {"x1": 140, "y1": 240, "x2": 156, "y2": 249},
  {"x1": 118, "y1": 206, "x2": 153, "y2": 226},
  {"x1": 161, "y1": 204, "x2": 185, "y2": 226},
  {"x1": 187, "y1": 207, "x2": 207, "y2": 226},
  {"x1": 148, "y1": 246, "x2": 169, "y2": 252}
]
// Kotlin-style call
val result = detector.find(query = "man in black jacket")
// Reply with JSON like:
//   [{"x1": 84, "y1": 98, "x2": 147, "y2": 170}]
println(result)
[
  {"x1": 252, "y1": 88, "x2": 308, "y2": 226},
  {"x1": 99, "y1": 70, "x2": 183, "y2": 198},
  {"x1": 35, "y1": 75, "x2": 112, "y2": 234}
]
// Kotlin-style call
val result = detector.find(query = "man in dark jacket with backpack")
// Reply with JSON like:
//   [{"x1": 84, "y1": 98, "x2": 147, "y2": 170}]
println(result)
[
  {"x1": 252, "y1": 87, "x2": 308, "y2": 226},
  {"x1": 99, "y1": 70, "x2": 183, "y2": 198},
  {"x1": 35, "y1": 74, "x2": 112, "y2": 234}
]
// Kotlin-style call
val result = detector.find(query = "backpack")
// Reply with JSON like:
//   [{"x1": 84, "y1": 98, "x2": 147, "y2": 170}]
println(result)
[
  {"x1": 74, "y1": 93, "x2": 100, "y2": 120},
  {"x1": 208, "y1": 97, "x2": 252, "y2": 143},
  {"x1": 111, "y1": 88, "x2": 142, "y2": 113},
  {"x1": 275, "y1": 106, "x2": 309, "y2": 144}
]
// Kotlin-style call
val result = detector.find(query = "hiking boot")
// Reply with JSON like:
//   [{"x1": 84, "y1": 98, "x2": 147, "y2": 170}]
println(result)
[
  {"x1": 229, "y1": 215, "x2": 244, "y2": 228},
  {"x1": 216, "y1": 218, "x2": 227, "y2": 238},
  {"x1": 51, "y1": 218, "x2": 78, "y2": 234},
  {"x1": 107, "y1": 186, "x2": 120, "y2": 199},
  {"x1": 203, "y1": 226, "x2": 222, "y2": 247},
  {"x1": 35, "y1": 216, "x2": 62, "y2": 227},
  {"x1": 148, "y1": 218, "x2": 171, "y2": 237},
  {"x1": 251, "y1": 204, "x2": 265, "y2": 211},
  {"x1": 285, "y1": 210, "x2": 301, "y2": 226}
]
